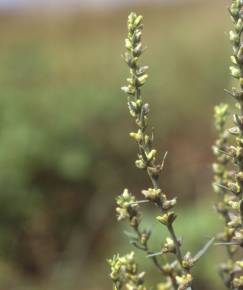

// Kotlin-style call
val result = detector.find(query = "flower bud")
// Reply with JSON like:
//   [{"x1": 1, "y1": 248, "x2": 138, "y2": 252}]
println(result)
[
  {"x1": 227, "y1": 215, "x2": 241, "y2": 228},
  {"x1": 176, "y1": 274, "x2": 193, "y2": 290},
  {"x1": 162, "y1": 263, "x2": 173, "y2": 274},
  {"x1": 137, "y1": 74, "x2": 148, "y2": 86},
  {"x1": 236, "y1": 171, "x2": 243, "y2": 182},
  {"x1": 125, "y1": 38, "x2": 132, "y2": 50},
  {"x1": 233, "y1": 229, "x2": 243, "y2": 246},
  {"x1": 130, "y1": 216, "x2": 139, "y2": 227},
  {"x1": 236, "y1": 261, "x2": 243, "y2": 268},
  {"x1": 146, "y1": 149, "x2": 157, "y2": 161},
  {"x1": 134, "y1": 15, "x2": 143, "y2": 27},
  {"x1": 162, "y1": 197, "x2": 177, "y2": 210},
  {"x1": 157, "y1": 281, "x2": 172, "y2": 290},
  {"x1": 142, "y1": 103, "x2": 150, "y2": 115},
  {"x1": 128, "y1": 12, "x2": 136, "y2": 25},
  {"x1": 230, "y1": 66, "x2": 241, "y2": 78},
  {"x1": 134, "y1": 31, "x2": 142, "y2": 42},
  {"x1": 133, "y1": 43, "x2": 143, "y2": 57},
  {"x1": 212, "y1": 163, "x2": 224, "y2": 175},
  {"x1": 141, "y1": 188, "x2": 161, "y2": 201},
  {"x1": 182, "y1": 252, "x2": 194, "y2": 270},
  {"x1": 229, "y1": 126, "x2": 240, "y2": 135},
  {"x1": 229, "y1": 30, "x2": 240, "y2": 44},
  {"x1": 227, "y1": 182, "x2": 241, "y2": 194},
  {"x1": 156, "y1": 212, "x2": 177, "y2": 226},
  {"x1": 233, "y1": 276, "x2": 243, "y2": 288},
  {"x1": 231, "y1": 55, "x2": 238, "y2": 64},
  {"x1": 135, "y1": 159, "x2": 146, "y2": 169},
  {"x1": 140, "y1": 230, "x2": 151, "y2": 245},
  {"x1": 121, "y1": 85, "x2": 135, "y2": 95},
  {"x1": 130, "y1": 130, "x2": 142, "y2": 142},
  {"x1": 237, "y1": 46, "x2": 243, "y2": 64},
  {"x1": 236, "y1": 18, "x2": 243, "y2": 32},
  {"x1": 162, "y1": 237, "x2": 176, "y2": 254}
]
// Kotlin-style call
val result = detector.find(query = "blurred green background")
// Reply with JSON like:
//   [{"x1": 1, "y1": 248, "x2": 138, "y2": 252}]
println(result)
[{"x1": 0, "y1": 0, "x2": 235, "y2": 289}]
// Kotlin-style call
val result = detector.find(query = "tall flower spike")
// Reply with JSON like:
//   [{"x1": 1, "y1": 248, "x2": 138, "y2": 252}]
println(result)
[
  {"x1": 109, "y1": 12, "x2": 214, "y2": 290},
  {"x1": 212, "y1": 104, "x2": 236, "y2": 287},
  {"x1": 213, "y1": 1, "x2": 243, "y2": 289}
]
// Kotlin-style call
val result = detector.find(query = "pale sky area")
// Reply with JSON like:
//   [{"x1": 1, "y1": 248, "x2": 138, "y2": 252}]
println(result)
[{"x1": 0, "y1": 0, "x2": 193, "y2": 9}]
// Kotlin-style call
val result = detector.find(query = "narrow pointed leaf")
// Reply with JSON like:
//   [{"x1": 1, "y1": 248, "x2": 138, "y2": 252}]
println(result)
[
  {"x1": 124, "y1": 231, "x2": 138, "y2": 239},
  {"x1": 193, "y1": 237, "x2": 215, "y2": 262},
  {"x1": 146, "y1": 251, "x2": 162, "y2": 258}
]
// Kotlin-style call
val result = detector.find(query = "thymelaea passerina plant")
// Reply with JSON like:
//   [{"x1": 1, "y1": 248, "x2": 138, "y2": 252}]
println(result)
[
  {"x1": 108, "y1": 12, "x2": 214, "y2": 290},
  {"x1": 213, "y1": 1, "x2": 243, "y2": 289}
]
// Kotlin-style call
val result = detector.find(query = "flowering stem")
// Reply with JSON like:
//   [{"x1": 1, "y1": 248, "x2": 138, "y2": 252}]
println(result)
[
  {"x1": 167, "y1": 224, "x2": 183, "y2": 266},
  {"x1": 121, "y1": 12, "x2": 195, "y2": 290},
  {"x1": 213, "y1": 1, "x2": 243, "y2": 289},
  {"x1": 148, "y1": 167, "x2": 184, "y2": 271},
  {"x1": 110, "y1": 11, "x2": 213, "y2": 290}
]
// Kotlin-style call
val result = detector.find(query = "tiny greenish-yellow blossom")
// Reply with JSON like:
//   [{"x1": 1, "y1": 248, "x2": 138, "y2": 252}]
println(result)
[
  {"x1": 182, "y1": 252, "x2": 194, "y2": 270},
  {"x1": 162, "y1": 237, "x2": 176, "y2": 254},
  {"x1": 162, "y1": 196, "x2": 177, "y2": 210},
  {"x1": 176, "y1": 274, "x2": 193, "y2": 290},
  {"x1": 130, "y1": 130, "x2": 142, "y2": 142},
  {"x1": 229, "y1": 30, "x2": 240, "y2": 43},
  {"x1": 156, "y1": 212, "x2": 177, "y2": 226},
  {"x1": 236, "y1": 171, "x2": 243, "y2": 182},
  {"x1": 108, "y1": 252, "x2": 147, "y2": 290},
  {"x1": 231, "y1": 55, "x2": 238, "y2": 64},
  {"x1": 162, "y1": 263, "x2": 174, "y2": 274},
  {"x1": 133, "y1": 15, "x2": 143, "y2": 27},
  {"x1": 141, "y1": 188, "x2": 161, "y2": 201},
  {"x1": 228, "y1": 200, "x2": 241, "y2": 210},
  {"x1": 227, "y1": 215, "x2": 241, "y2": 228},
  {"x1": 233, "y1": 229, "x2": 243, "y2": 245},
  {"x1": 156, "y1": 281, "x2": 172, "y2": 290},
  {"x1": 214, "y1": 103, "x2": 229, "y2": 131},
  {"x1": 146, "y1": 149, "x2": 157, "y2": 161},
  {"x1": 116, "y1": 189, "x2": 138, "y2": 221},
  {"x1": 230, "y1": 66, "x2": 241, "y2": 78},
  {"x1": 236, "y1": 18, "x2": 243, "y2": 32},
  {"x1": 233, "y1": 276, "x2": 243, "y2": 288},
  {"x1": 137, "y1": 74, "x2": 148, "y2": 86},
  {"x1": 227, "y1": 181, "x2": 241, "y2": 194},
  {"x1": 135, "y1": 159, "x2": 146, "y2": 169},
  {"x1": 236, "y1": 260, "x2": 243, "y2": 268}
]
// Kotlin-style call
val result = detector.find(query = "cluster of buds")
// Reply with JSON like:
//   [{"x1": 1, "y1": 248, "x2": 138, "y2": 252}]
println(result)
[
  {"x1": 175, "y1": 274, "x2": 193, "y2": 290},
  {"x1": 213, "y1": 1, "x2": 243, "y2": 289},
  {"x1": 116, "y1": 189, "x2": 140, "y2": 227},
  {"x1": 109, "y1": 12, "x2": 214, "y2": 290},
  {"x1": 115, "y1": 188, "x2": 151, "y2": 247},
  {"x1": 160, "y1": 238, "x2": 177, "y2": 254},
  {"x1": 108, "y1": 252, "x2": 147, "y2": 290},
  {"x1": 141, "y1": 188, "x2": 177, "y2": 210}
]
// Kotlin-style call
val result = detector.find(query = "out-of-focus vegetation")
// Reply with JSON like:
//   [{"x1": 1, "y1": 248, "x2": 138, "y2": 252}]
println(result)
[{"x1": 0, "y1": 0, "x2": 233, "y2": 289}]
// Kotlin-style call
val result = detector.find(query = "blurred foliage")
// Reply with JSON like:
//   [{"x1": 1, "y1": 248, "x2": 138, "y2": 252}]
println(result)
[{"x1": 0, "y1": 0, "x2": 234, "y2": 289}]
